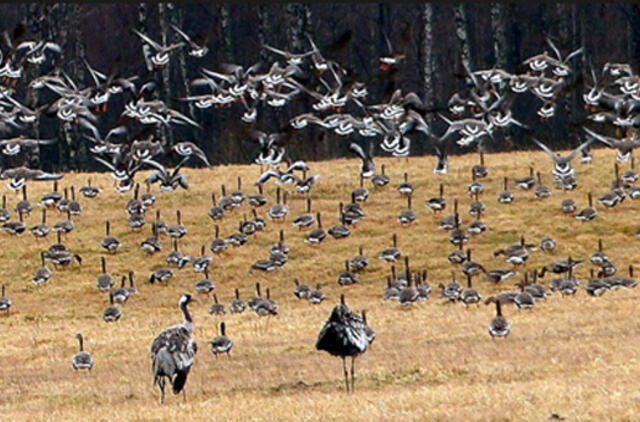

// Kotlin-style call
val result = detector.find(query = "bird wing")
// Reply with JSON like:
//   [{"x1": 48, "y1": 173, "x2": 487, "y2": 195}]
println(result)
[
  {"x1": 131, "y1": 28, "x2": 161, "y2": 51},
  {"x1": 169, "y1": 23, "x2": 192, "y2": 43},
  {"x1": 582, "y1": 127, "x2": 613, "y2": 147},
  {"x1": 566, "y1": 137, "x2": 595, "y2": 161},
  {"x1": 530, "y1": 137, "x2": 556, "y2": 158}
]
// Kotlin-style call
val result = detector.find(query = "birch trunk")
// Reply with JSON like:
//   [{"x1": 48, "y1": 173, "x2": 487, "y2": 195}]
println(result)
[
  {"x1": 454, "y1": 4, "x2": 472, "y2": 71},
  {"x1": 490, "y1": 3, "x2": 507, "y2": 68},
  {"x1": 220, "y1": 5, "x2": 234, "y2": 62}
]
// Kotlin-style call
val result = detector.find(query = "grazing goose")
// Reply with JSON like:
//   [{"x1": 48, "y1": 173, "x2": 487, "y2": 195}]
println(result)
[
  {"x1": 498, "y1": 177, "x2": 514, "y2": 203},
  {"x1": 112, "y1": 275, "x2": 130, "y2": 303},
  {"x1": 79, "y1": 178, "x2": 100, "y2": 198},
  {"x1": 0, "y1": 284, "x2": 11, "y2": 312},
  {"x1": 103, "y1": 291, "x2": 122, "y2": 322},
  {"x1": 462, "y1": 249, "x2": 486, "y2": 278},
  {"x1": 397, "y1": 172, "x2": 414, "y2": 197},
  {"x1": 68, "y1": 186, "x2": 82, "y2": 215},
  {"x1": 534, "y1": 172, "x2": 551, "y2": 198},
  {"x1": 229, "y1": 289, "x2": 246, "y2": 314},
  {"x1": 540, "y1": 237, "x2": 556, "y2": 253},
  {"x1": 150, "y1": 293, "x2": 197, "y2": 403},
  {"x1": 538, "y1": 256, "x2": 583, "y2": 278},
  {"x1": 267, "y1": 188, "x2": 289, "y2": 220},
  {"x1": 208, "y1": 193, "x2": 225, "y2": 220},
  {"x1": 585, "y1": 269, "x2": 609, "y2": 297},
  {"x1": 39, "y1": 182, "x2": 62, "y2": 208},
  {"x1": 52, "y1": 210, "x2": 74, "y2": 234},
  {"x1": 484, "y1": 269, "x2": 516, "y2": 284},
  {"x1": 379, "y1": 233, "x2": 401, "y2": 262},
  {"x1": 101, "y1": 220, "x2": 120, "y2": 253},
  {"x1": 292, "y1": 198, "x2": 315, "y2": 230},
  {"x1": 248, "y1": 184, "x2": 268, "y2": 208},
  {"x1": 337, "y1": 260, "x2": 358, "y2": 286},
  {"x1": 558, "y1": 263, "x2": 579, "y2": 296},
  {"x1": 316, "y1": 294, "x2": 372, "y2": 393},
  {"x1": 371, "y1": 164, "x2": 390, "y2": 187},
  {"x1": 96, "y1": 257, "x2": 115, "y2": 292},
  {"x1": 349, "y1": 245, "x2": 369, "y2": 272},
  {"x1": 150, "y1": 268, "x2": 174, "y2": 285},
  {"x1": 590, "y1": 239, "x2": 608, "y2": 265},
  {"x1": 304, "y1": 213, "x2": 326, "y2": 244},
  {"x1": 515, "y1": 167, "x2": 535, "y2": 190},
  {"x1": 167, "y1": 210, "x2": 187, "y2": 239},
  {"x1": 575, "y1": 192, "x2": 597, "y2": 221},
  {"x1": 208, "y1": 294, "x2": 225, "y2": 315},
  {"x1": 141, "y1": 180, "x2": 155, "y2": 207},
  {"x1": 352, "y1": 175, "x2": 369, "y2": 202},
  {"x1": 1, "y1": 210, "x2": 25, "y2": 235},
  {"x1": 195, "y1": 269, "x2": 215, "y2": 294},
  {"x1": 308, "y1": 284, "x2": 326, "y2": 304},
  {"x1": 439, "y1": 199, "x2": 461, "y2": 230},
  {"x1": 524, "y1": 271, "x2": 548, "y2": 300},
  {"x1": 397, "y1": 195, "x2": 416, "y2": 225},
  {"x1": 328, "y1": 203, "x2": 351, "y2": 239},
  {"x1": 460, "y1": 274, "x2": 481, "y2": 306},
  {"x1": 295, "y1": 170, "x2": 320, "y2": 195},
  {"x1": 209, "y1": 321, "x2": 233, "y2": 358},
  {"x1": 293, "y1": 278, "x2": 311, "y2": 299},
  {"x1": 32, "y1": 251, "x2": 52, "y2": 285},
  {"x1": 30, "y1": 208, "x2": 49, "y2": 238},
  {"x1": 209, "y1": 225, "x2": 228, "y2": 254},
  {"x1": 426, "y1": 183, "x2": 446, "y2": 213},
  {"x1": 472, "y1": 151, "x2": 488, "y2": 179},
  {"x1": 487, "y1": 297, "x2": 511, "y2": 338},
  {"x1": 15, "y1": 185, "x2": 32, "y2": 215},
  {"x1": 72, "y1": 333, "x2": 94, "y2": 371}
]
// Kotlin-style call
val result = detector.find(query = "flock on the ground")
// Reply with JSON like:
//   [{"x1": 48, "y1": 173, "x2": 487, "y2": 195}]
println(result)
[{"x1": 0, "y1": 18, "x2": 638, "y2": 401}]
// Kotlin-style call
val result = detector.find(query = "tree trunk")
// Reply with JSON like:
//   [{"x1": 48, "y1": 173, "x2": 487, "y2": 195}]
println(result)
[
  {"x1": 286, "y1": 3, "x2": 305, "y2": 53},
  {"x1": 490, "y1": 3, "x2": 508, "y2": 69},
  {"x1": 220, "y1": 4, "x2": 234, "y2": 62},
  {"x1": 454, "y1": 4, "x2": 472, "y2": 71},
  {"x1": 257, "y1": 5, "x2": 269, "y2": 62},
  {"x1": 422, "y1": 4, "x2": 435, "y2": 120}
]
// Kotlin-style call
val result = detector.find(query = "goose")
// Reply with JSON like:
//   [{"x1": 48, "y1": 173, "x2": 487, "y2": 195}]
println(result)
[
  {"x1": 575, "y1": 192, "x2": 597, "y2": 221},
  {"x1": 609, "y1": 265, "x2": 638, "y2": 289},
  {"x1": 597, "y1": 261, "x2": 617, "y2": 278},
  {"x1": 515, "y1": 167, "x2": 535, "y2": 190},
  {"x1": 558, "y1": 263, "x2": 579, "y2": 296},
  {"x1": 448, "y1": 242, "x2": 467, "y2": 265},
  {"x1": 103, "y1": 291, "x2": 122, "y2": 322},
  {"x1": 293, "y1": 279, "x2": 311, "y2": 299},
  {"x1": 226, "y1": 232, "x2": 248, "y2": 247},
  {"x1": 167, "y1": 210, "x2": 187, "y2": 239},
  {"x1": 371, "y1": 164, "x2": 390, "y2": 187},
  {"x1": 208, "y1": 294, "x2": 225, "y2": 315},
  {"x1": 125, "y1": 183, "x2": 145, "y2": 216},
  {"x1": 195, "y1": 269, "x2": 215, "y2": 294},
  {"x1": 71, "y1": 333, "x2": 94, "y2": 371},
  {"x1": 209, "y1": 321, "x2": 233, "y2": 358},
  {"x1": 230, "y1": 176, "x2": 246, "y2": 207},
  {"x1": 149, "y1": 268, "x2": 174, "y2": 285},
  {"x1": 434, "y1": 144, "x2": 449, "y2": 174},
  {"x1": 229, "y1": 289, "x2": 246, "y2": 314},
  {"x1": 487, "y1": 297, "x2": 511, "y2": 338},
  {"x1": 560, "y1": 186, "x2": 577, "y2": 213},
  {"x1": 132, "y1": 28, "x2": 185, "y2": 69},
  {"x1": 101, "y1": 220, "x2": 120, "y2": 253},
  {"x1": 294, "y1": 170, "x2": 320, "y2": 195},
  {"x1": 292, "y1": 198, "x2": 315, "y2": 229},
  {"x1": 271, "y1": 230, "x2": 289, "y2": 257},
  {"x1": 534, "y1": 172, "x2": 551, "y2": 198},
  {"x1": 209, "y1": 225, "x2": 227, "y2": 254},
  {"x1": 140, "y1": 224, "x2": 162, "y2": 254},
  {"x1": 129, "y1": 212, "x2": 146, "y2": 230},
  {"x1": 468, "y1": 213, "x2": 487, "y2": 235},
  {"x1": 439, "y1": 271, "x2": 463, "y2": 301},
  {"x1": 472, "y1": 151, "x2": 488, "y2": 179},
  {"x1": 68, "y1": 186, "x2": 82, "y2": 215},
  {"x1": 343, "y1": 193, "x2": 365, "y2": 225},
  {"x1": 248, "y1": 184, "x2": 268, "y2": 208},
  {"x1": 337, "y1": 259, "x2": 359, "y2": 286},
  {"x1": 79, "y1": 178, "x2": 100, "y2": 198},
  {"x1": 468, "y1": 191, "x2": 485, "y2": 217},
  {"x1": 253, "y1": 287, "x2": 278, "y2": 317},
  {"x1": 32, "y1": 251, "x2": 52, "y2": 285},
  {"x1": 498, "y1": 177, "x2": 514, "y2": 203},
  {"x1": 397, "y1": 172, "x2": 413, "y2": 197},
  {"x1": 379, "y1": 233, "x2": 401, "y2": 262},
  {"x1": 125, "y1": 272, "x2": 137, "y2": 295},
  {"x1": 540, "y1": 237, "x2": 556, "y2": 253},
  {"x1": 352, "y1": 175, "x2": 369, "y2": 202},
  {"x1": 57, "y1": 187, "x2": 70, "y2": 212},
  {"x1": 524, "y1": 271, "x2": 548, "y2": 300},
  {"x1": 416, "y1": 270, "x2": 432, "y2": 299},
  {"x1": 0, "y1": 195, "x2": 10, "y2": 222},
  {"x1": 1, "y1": 210, "x2": 25, "y2": 235},
  {"x1": 0, "y1": 284, "x2": 11, "y2": 312},
  {"x1": 192, "y1": 245, "x2": 212, "y2": 273},
  {"x1": 304, "y1": 213, "x2": 326, "y2": 244},
  {"x1": 397, "y1": 195, "x2": 416, "y2": 225},
  {"x1": 308, "y1": 284, "x2": 326, "y2": 304},
  {"x1": 467, "y1": 170, "x2": 484, "y2": 196},
  {"x1": 622, "y1": 157, "x2": 638, "y2": 185},
  {"x1": 267, "y1": 188, "x2": 289, "y2": 220},
  {"x1": 425, "y1": 183, "x2": 446, "y2": 213},
  {"x1": 15, "y1": 185, "x2": 32, "y2": 215},
  {"x1": 39, "y1": 181, "x2": 62, "y2": 208},
  {"x1": 398, "y1": 270, "x2": 418, "y2": 307},
  {"x1": 52, "y1": 210, "x2": 74, "y2": 234},
  {"x1": 382, "y1": 275, "x2": 401, "y2": 300},
  {"x1": 349, "y1": 142, "x2": 375, "y2": 178},
  {"x1": 460, "y1": 274, "x2": 481, "y2": 306},
  {"x1": 150, "y1": 294, "x2": 197, "y2": 403},
  {"x1": 250, "y1": 209, "x2": 266, "y2": 232},
  {"x1": 449, "y1": 214, "x2": 469, "y2": 245},
  {"x1": 96, "y1": 257, "x2": 115, "y2": 292},
  {"x1": 166, "y1": 239, "x2": 184, "y2": 266},
  {"x1": 484, "y1": 269, "x2": 516, "y2": 284},
  {"x1": 585, "y1": 269, "x2": 609, "y2": 297},
  {"x1": 531, "y1": 136, "x2": 594, "y2": 180},
  {"x1": 590, "y1": 239, "x2": 608, "y2": 265},
  {"x1": 141, "y1": 180, "x2": 155, "y2": 207},
  {"x1": 30, "y1": 208, "x2": 49, "y2": 238},
  {"x1": 112, "y1": 275, "x2": 130, "y2": 303},
  {"x1": 218, "y1": 185, "x2": 235, "y2": 211},
  {"x1": 348, "y1": 245, "x2": 369, "y2": 272},
  {"x1": 514, "y1": 275, "x2": 535, "y2": 309},
  {"x1": 439, "y1": 199, "x2": 461, "y2": 230},
  {"x1": 462, "y1": 249, "x2": 486, "y2": 277},
  {"x1": 208, "y1": 193, "x2": 225, "y2": 220},
  {"x1": 327, "y1": 203, "x2": 351, "y2": 239}
]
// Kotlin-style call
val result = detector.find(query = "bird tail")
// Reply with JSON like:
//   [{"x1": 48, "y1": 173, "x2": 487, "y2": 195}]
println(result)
[{"x1": 172, "y1": 368, "x2": 189, "y2": 394}]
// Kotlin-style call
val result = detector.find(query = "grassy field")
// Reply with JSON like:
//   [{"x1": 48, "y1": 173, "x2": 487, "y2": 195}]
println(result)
[{"x1": 1, "y1": 147, "x2": 640, "y2": 421}]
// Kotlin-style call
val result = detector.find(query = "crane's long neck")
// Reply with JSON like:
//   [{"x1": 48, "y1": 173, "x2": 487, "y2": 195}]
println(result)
[{"x1": 181, "y1": 301, "x2": 193, "y2": 332}]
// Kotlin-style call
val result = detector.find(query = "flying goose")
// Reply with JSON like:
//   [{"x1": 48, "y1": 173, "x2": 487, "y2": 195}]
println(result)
[
  {"x1": 101, "y1": 220, "x2": 120, "y2": 253},
  {"x1": 72, "y1": 333, "x2": 94, "y2": 371},
  {"x1": 103, "y1": 291, "x2": 122, "y2": 322},
  {"x1": 349, "y1": 142, "x2": 375, "y2": 178},
  {"x1": 531, "y1": 136, "x2": 594, "y2": 180},
  {"x1": 132, "y1": 28, "x2": 185, "y2": 69},
  {"x1": 426, "y1": 183, "x2": 446, "y2": 213}
]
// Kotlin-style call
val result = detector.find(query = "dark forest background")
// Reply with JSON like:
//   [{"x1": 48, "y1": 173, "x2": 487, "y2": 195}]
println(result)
[{"x1": 1, "y1": 3, "x2": 639, "y2": 171}]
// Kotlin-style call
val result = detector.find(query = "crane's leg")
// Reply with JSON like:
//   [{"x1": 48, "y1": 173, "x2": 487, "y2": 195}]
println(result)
[
  {"x1": 351, "y1": 357, "x2": 356, "y2": 393},
  {"x1": 183, "y1": 388, "x2": 186, "y2": 402},
  {"x1": 159, "y1": 378, "x2": 165, "y2": 404},
  {"x1": 342, "y1": 357, "x2": 349, "y2": 393}
]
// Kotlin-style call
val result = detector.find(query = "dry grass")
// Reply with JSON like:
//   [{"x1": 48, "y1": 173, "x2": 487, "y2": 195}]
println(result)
[{"x1": 1, "y1": 147, "x2": 640, "y2": 421}]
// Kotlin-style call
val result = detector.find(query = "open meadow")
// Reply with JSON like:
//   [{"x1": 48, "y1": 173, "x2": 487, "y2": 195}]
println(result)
[{"x1": 1, "y1": 147, "x2": 640, "y2": 421}]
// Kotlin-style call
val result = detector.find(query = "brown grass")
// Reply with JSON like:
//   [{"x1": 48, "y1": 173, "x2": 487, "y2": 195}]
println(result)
[{"x1": 1, "y1": 147, "x2": 640, "y2": 421}]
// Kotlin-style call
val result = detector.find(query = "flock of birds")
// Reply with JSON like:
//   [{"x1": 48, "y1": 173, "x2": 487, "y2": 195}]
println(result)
[{"x1": 0, "y1": 20, "x2": 639, "y2": 403}]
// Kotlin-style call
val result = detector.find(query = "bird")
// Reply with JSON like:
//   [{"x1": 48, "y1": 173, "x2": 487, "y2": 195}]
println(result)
[
  {"x1": 103, "y1": 291, "x2": 122, "y2": 322},
  {"x1": 132, "y1": 28, "x2": 185, "y2": 69},
  {"x1": 487, "y1": 297, "x2": 511, "y2": 338},
  {"x1": 349, "y1": 142, "x2": 375, "y2": 178},
  {"x1": 316, "y1": 294, "x2": 372, "y2": 393},
  {"x1": 209, "y1": 321, "x2": 233, "y2": 358},
  {"x1": 71, "y1": 333, "x2": 94, "y2": 371},
  {"x1": 150, "y1": 293, "x2": 197, "y2": 403}
]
